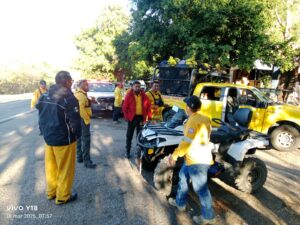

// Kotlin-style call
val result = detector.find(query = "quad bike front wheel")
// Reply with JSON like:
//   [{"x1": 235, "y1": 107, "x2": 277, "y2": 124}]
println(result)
[
  {"x1": 142, "y1": 155, "x2": 159, "y2": 171},
  {"x1": 153, "y1": 156, "x2": 180, "y2": 197},
  {"x1": 234, "y1": 157, "x2": 267, "y2": 193}
]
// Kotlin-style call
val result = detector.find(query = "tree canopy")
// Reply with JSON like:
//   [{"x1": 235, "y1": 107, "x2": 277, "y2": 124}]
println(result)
[
  {"x1": 115, "y1": 0, "x2": 274, "y2": 72},
  {"x1": 73, "y1": 5, "x2": 130, "y2": 80},
  {"x1": 73, "y1": 0, "x2": 300, "y2": 80}
]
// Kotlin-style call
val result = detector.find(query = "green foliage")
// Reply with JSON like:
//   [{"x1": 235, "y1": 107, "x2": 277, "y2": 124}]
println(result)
[
  {"x1": 262, "y1": 0, "x2": 300, "y2": 72},
  {"x1": 73, "y1": 5, "x2": 130, "y2": 80},
  {"x1": 114, "y1": 0, "x2": 299, "y2": 77},
  {"x1": 0, "y1": 62, "x2": 56, "y2": 94}
]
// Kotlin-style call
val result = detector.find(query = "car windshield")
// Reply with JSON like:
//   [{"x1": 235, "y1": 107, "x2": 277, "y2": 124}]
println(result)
[{"x1": 88, "y1": 83, "x2": 114, "y2": 92}]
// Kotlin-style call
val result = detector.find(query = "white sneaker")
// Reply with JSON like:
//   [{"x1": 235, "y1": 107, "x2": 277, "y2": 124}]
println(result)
[
  {"x1": 193, "y1": 215, "x2": 216, "y2": 225},
  {"x1": 168, "y1": 198, "x2": 186, "y2": 212}
]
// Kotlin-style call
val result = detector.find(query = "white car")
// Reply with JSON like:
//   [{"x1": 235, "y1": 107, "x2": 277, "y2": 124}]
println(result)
[{"x1": 72, "y1": 80, "x2": 115, "y2": 116}]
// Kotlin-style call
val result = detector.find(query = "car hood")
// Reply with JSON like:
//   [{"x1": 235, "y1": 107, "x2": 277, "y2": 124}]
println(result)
[{"x1": 87, "y1": 92, "x2": 114, "y2": 98}]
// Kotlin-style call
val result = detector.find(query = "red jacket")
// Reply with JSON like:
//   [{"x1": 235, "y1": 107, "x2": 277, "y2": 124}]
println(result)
[{"x1": 122, "y1": 90, "x2": 152, "y2": 122}]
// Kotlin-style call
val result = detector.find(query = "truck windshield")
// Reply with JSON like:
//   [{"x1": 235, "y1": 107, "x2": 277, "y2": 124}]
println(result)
[
  {"x1": 157, "y1": 67, "x2": 191, "y2": 96},
  {"x1": 252, "y1": 87, "x2": 274, "y2": 103},
  {"x1": 88, "y1": 83, "x2": 115, "y2": 92}
]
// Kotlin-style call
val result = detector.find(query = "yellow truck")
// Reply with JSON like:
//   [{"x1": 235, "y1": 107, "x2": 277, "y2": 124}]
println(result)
[{"x1": 155, "y1": 64, "x2": 300, "y2": 151}]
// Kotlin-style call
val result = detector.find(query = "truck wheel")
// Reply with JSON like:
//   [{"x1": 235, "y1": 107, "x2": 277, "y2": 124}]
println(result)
[
  {"x1": 234, "y1": 157, "x2": 267, "y2": 193},
  {"x1": 153, "y1": 157, "x2": 179, "y2": 197},
  {"x1": 270, "y1": 125, "x2": 300, "y2": 152}
]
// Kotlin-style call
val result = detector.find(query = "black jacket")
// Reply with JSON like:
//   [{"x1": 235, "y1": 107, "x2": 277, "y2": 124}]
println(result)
[{"x1": 36, "y1": 84, "x2": 81, "y2": 146}]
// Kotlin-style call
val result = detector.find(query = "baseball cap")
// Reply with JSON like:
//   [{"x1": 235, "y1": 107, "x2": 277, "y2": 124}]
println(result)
[
  {"x1": 40, "y1": 80, "x2": 46, "y2": 85},
  {"x1": 183, "y1": 95, "x2": 201, "y2": 110}
]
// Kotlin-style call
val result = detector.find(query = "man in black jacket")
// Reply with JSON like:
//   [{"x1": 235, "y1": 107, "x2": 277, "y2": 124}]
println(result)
[{"x1": 36, "y1": 71, "x2": 81, "y2": 205}]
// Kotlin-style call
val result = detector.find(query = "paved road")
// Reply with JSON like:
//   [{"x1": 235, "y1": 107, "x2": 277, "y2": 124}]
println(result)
[
  {"x1": 0, "y1": 99, "x2": 299, "y2": 225},
  {"x1": 0, "y1": 94, "x2": 32, "y2": 122}
]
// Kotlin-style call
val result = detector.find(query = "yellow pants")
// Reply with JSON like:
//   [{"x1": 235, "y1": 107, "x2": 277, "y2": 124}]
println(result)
[{"x1": 45, "y1": 142, "x2": 76, "y2": 203}]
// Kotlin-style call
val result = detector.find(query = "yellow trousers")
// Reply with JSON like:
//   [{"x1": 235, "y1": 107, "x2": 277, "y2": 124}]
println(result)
[{"x1": 45, "y1": 142, "x2": 76, "y2": 203}]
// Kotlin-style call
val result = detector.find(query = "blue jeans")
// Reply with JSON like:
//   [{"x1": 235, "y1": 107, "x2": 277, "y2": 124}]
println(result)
[{"x1": 176, "y1": 163, "x2": 214, "y2": 220}]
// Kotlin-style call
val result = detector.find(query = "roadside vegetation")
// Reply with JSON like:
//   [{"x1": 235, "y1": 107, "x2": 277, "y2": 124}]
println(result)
[{"x1": 0, "y1": 62, "x2": 56, "y2": 94}]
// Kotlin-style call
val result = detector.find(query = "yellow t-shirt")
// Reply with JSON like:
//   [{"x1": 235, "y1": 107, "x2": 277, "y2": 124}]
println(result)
[
  {"x1": 146, "y1": 91, "x2": 163, "y2": 121},
  {"x1": 172, "y1": 111, "x2": 213, "y2": 165},
  {"x1": 134, "y1": 94, "x2": 142, "y2": 115},
  {"x1": 31, "y1": 87, "x2": 47, "y2": 109},
  {"x1": 114, "y1": 86, "x2": 123, "y2": 107},
  {"x1": 75, "y1": 88, "x2": 92, "y2": 125}
]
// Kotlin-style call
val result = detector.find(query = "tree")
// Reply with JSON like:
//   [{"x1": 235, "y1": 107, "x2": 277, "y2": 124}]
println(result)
[
  {"x1": 117, "y1": 0, "x2": 274, "y2": 72},
  {"x1": 264, "y1": 0, "x2": 300, "y2": 72},
  {"x1": 73, "y1": 5, "x2": 130, "y2": 80}
]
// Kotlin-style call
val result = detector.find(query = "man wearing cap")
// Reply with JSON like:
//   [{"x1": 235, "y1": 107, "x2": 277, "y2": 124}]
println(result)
[
  {"x1": 113, "y1": 82, "x2": 124, "y2": 124},
  {"x1": 122, "y1": 80, "x2": 152, "y2": 158},
  {"x1": 31, "y1": 80, "x2": 48, "y2": 109},
  {"x1": 146, "y1": 80, "x2": 165, "y2": 122},
  {"x1": 168, "y1": 95, "x2": 215, "y2": 225}
]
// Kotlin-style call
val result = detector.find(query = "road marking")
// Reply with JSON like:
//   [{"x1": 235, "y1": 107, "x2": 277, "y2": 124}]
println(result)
[{"x1": 0, "y1": 110, "x2": 35, "y2": 124}]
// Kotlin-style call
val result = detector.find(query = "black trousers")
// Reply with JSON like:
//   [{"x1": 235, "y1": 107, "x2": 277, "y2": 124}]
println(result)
[
  {"x1": 126, "y1": 115, "x2": 143, "y2": 154},
  {"x1": 113, "y1": 107, "x2": 121, "y2": 121}
]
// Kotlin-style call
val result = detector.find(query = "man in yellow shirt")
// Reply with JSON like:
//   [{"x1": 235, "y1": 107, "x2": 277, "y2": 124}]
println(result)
[
  {"x1": 146, "y1": 80, "x2": 164, "y2": 122},
  {"x1": 31, "y1": 80, "x2": 48, "y2": 109},
  {"x1": 75, "y1": 79, "x2": 96, "y2": 169},
  {"x1": 113, "y1": 83, "x2": 123, "y2": 124},
  {"x1": 168, "y1": 96, "x2": 215, "y2": 225}
]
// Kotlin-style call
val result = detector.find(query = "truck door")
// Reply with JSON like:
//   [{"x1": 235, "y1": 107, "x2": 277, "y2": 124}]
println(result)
[
  {"x1": 237, "y1": 88, "x2": 267, "y2": 132},
  {"x1": 199, "y1": 86, "x2": 224, "y2": 127}
]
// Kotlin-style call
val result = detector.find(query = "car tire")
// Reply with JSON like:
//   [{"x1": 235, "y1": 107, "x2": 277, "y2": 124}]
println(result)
[
  {"x1": 234, "y1": 157, "x2": 267, "y2": 193},
  {"x1": 270, "y1": 125, "x2": 300, "y2": 152}
]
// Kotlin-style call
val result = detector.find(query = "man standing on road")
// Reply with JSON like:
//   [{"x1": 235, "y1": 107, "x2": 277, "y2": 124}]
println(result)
[
  {"x1": 74, "y1": 79, "x2": 97, "y2": 169},
  {"x1": 31, "y1": 80, "x2": 48, "y2": 109},
  {"x1": 122, "y1": 80, "x2": 152, "y2": 158},
  {"x1": 36, "y1": 71, "x2": 81, "y2": 205},
  {"x1": 168, "y1": 96, "x2": 216, "y2": 225},
  {"x1": 146, "y1": 80, "x2": 165, "y2": 122},
  {"x1": 113, "y1": 82, "x2": 123, "y2": 124}
]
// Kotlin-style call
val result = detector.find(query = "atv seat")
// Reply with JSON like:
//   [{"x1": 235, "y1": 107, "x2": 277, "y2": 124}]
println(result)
[{"x1": 210, "y1": 108, "x2": 252, "y2": 144}]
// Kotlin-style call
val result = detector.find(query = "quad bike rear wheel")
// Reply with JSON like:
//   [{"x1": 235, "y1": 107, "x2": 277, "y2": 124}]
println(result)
[{"x1": 234, "y1": 157, "x2": 267, "y2": 193}]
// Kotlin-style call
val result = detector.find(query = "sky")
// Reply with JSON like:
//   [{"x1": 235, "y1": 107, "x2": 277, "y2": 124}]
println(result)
[{"x1": 0, "y1": 0, "x2": 130, "y2": 70}]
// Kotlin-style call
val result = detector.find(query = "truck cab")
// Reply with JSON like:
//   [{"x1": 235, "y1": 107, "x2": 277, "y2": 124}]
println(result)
[{"x1": 154, "y1": 63, "x2": 300, "y2": 152}]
